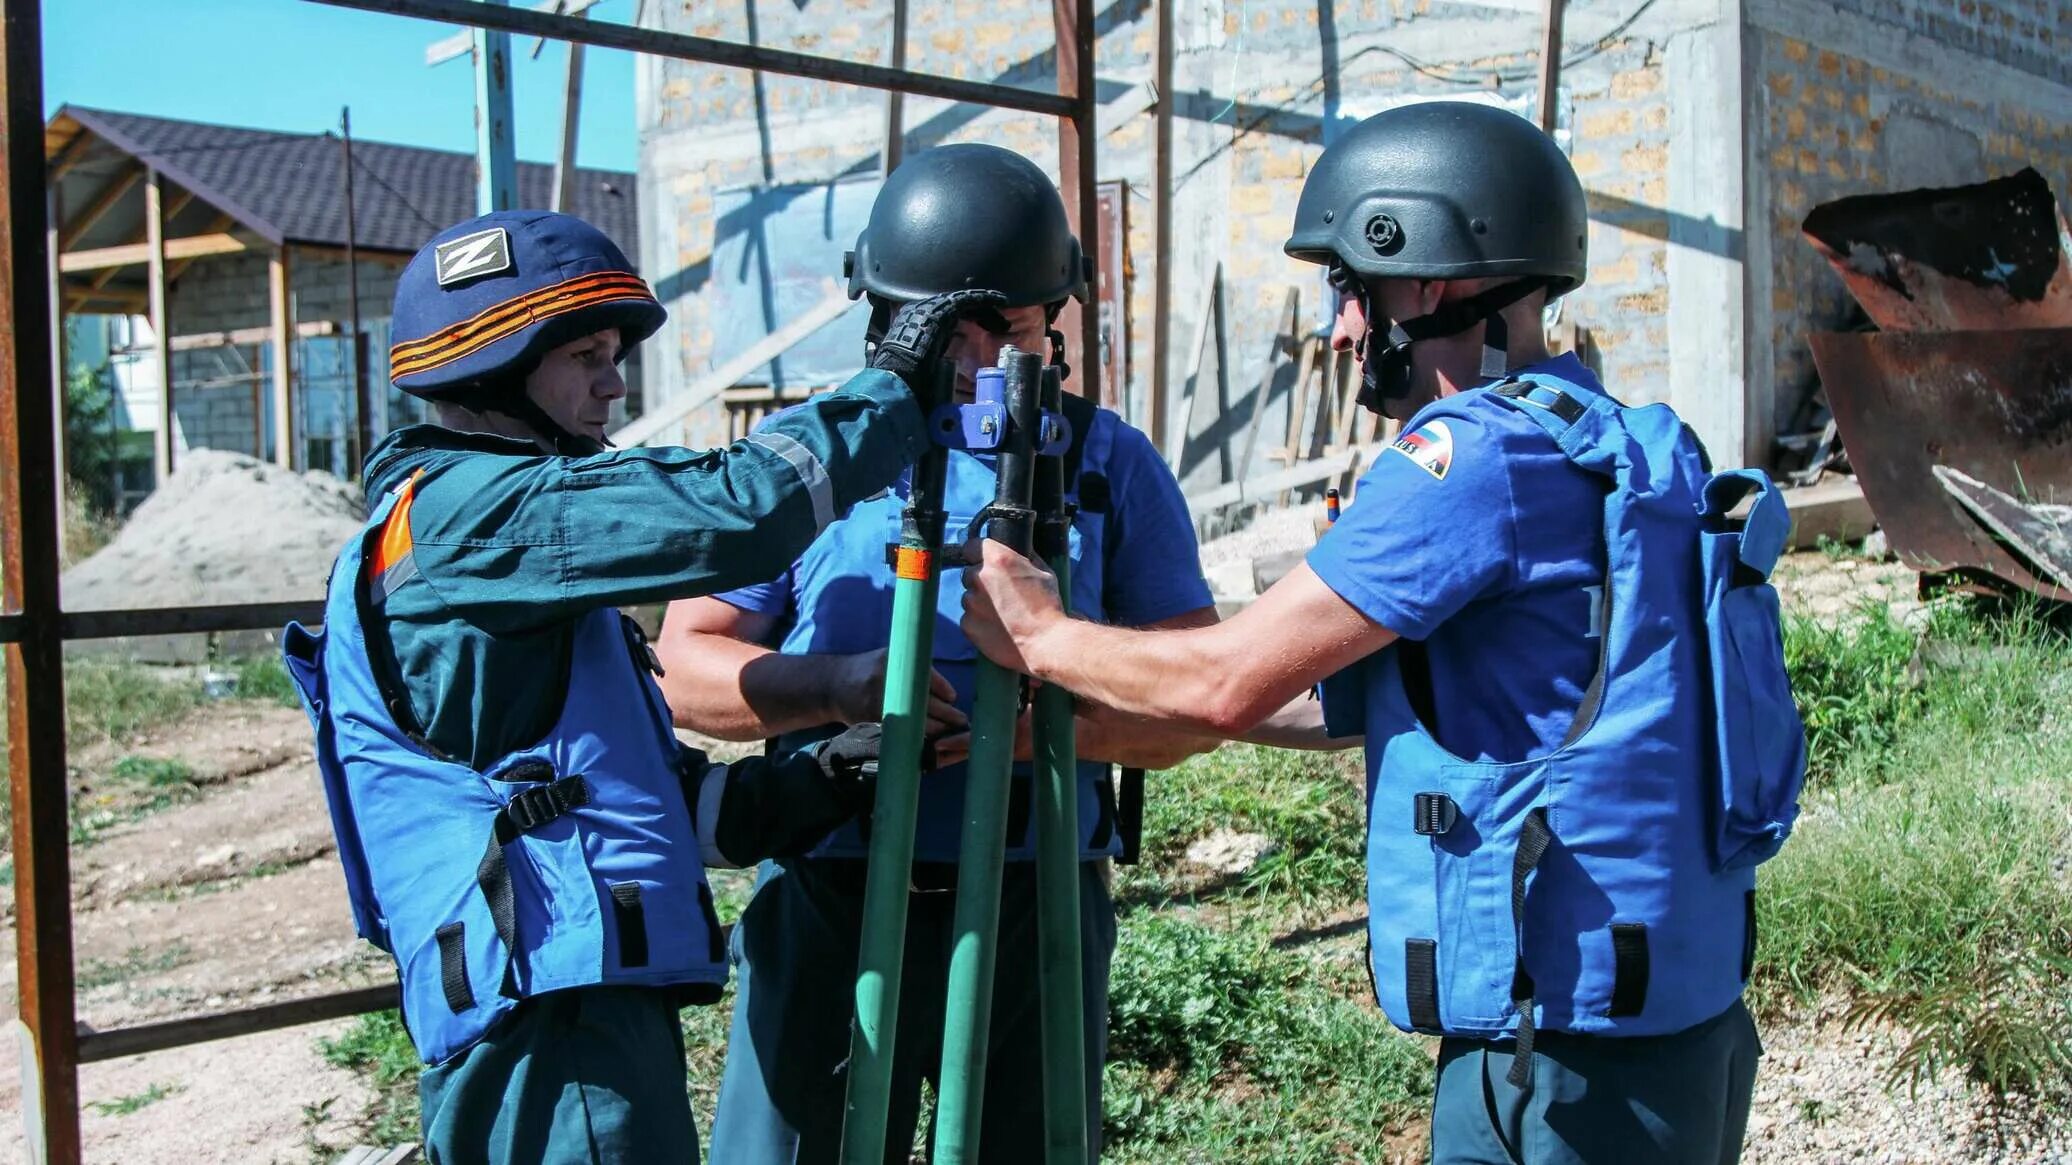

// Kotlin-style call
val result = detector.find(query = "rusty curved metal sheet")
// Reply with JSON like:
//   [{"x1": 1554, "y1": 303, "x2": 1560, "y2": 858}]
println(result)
[
  {"x1": 1802, "y1": 168, "x2": 2072, "y2": 332},
  {"x1": 1808, "y1": 327, "x2": 2072, "y2": 599}
]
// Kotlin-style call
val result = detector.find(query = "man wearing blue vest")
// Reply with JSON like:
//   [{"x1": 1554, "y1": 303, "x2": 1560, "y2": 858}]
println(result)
[
  {"x1": 961, "y1": 104, "x2": 1799, "y2": 1164},
  {"x1": 654, "y1": 144, "x2": 1220, "y2": 1162},
  {"x1": 283, "y1": 209, "x2": 1004, "y2": 1164}
]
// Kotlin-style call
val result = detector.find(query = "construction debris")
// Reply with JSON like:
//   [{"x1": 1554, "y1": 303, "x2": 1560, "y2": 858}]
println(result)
[{"x1": 1805, "y1": 169, "x2": 2072, "y2": 601}]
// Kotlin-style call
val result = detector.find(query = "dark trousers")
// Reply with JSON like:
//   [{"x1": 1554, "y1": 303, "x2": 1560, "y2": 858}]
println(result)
[
  {"x1": 708, "y1": 857, "x2": 1118, "y2": 1164},
  {"x1": 419, "y1": 985, "x2": 698, "y2": 1165},
  {"x1": 1431, "y1": 999, "x2": 1762, "y2": 1165}
]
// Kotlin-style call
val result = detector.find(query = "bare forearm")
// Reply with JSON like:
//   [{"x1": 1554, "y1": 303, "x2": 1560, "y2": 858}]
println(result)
[
  {"x1": 1240, "y1": 694, "x2": 1359, "y2": 751},
  {"x1": 1028, "y1": 618, "x2": 1290, "y2": 738},
  {"x1": 659, "y1": 635, "x2": 840, "y2": 741}
]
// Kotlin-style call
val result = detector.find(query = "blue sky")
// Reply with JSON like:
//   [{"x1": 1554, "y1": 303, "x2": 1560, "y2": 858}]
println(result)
[{"x1": 44, "y1": 0, "x2": 641, "y2": 171}]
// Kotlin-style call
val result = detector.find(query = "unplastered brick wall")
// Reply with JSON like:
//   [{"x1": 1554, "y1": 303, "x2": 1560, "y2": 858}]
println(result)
[
  {"x1": 161, "y1": 248, "x2": 404, "y2": 459},
  {"x1": 1747, "y1": 4, "x2": 2072, "y2": 441},
  {"x1": 640, "y1": 0, "x2": 1692, "y2": 456}
]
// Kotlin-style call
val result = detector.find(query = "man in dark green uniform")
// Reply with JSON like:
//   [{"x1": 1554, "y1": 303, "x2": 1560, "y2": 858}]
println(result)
[{"x1": 284, "y1": 209, "x2": 1001, "y2": 1164}]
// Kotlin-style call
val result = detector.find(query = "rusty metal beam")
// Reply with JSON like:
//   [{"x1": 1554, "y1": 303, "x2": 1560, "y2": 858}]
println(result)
[
  {"x1": 2, "y1": 5, "x2": 84, "y2": 1165},
  {"x1": 1055, "y1": 0, "x2": 1098, "y2": 399},
  {"x1": 1150, "y1": 0, "x2": 1173, "y2": 449},
  {"x1": 60, "y1": 600, "x2": 325, "y2": 640},
  {"x1": 76, "y1": 984, "x2": 400, "y2": 1064},
  {"x1": 304, "y1": 0, "x2": 1075, "y2": 118}
]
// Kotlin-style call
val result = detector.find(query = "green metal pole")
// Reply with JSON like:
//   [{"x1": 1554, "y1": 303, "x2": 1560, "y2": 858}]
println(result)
[
  {"x1": 935, "y1": 347, "x2": 1043, "y2": 1164},
  {"x1": 1031, "y1": 367, "x2": 1088, "y2": 1162},
  {"x1": 839, "y1": 359, "x2": 954, "y2": 1165}
]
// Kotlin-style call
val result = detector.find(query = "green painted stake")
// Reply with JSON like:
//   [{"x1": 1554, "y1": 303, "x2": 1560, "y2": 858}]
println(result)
[
  {"x1": 838, "y1": 359, "x2": 955, "y2": 1165},
  {"x1": 934, "y1": 347, "x2": 1044, "y2": 1164},
  {"x1": 1031, "y1": 367, "x2": 1088, "y2": 1162}
]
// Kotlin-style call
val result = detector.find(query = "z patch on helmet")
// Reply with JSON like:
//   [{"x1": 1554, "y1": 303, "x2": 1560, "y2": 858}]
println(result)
[
  {"x1": 434, "y1": 226, "x2": 513, "y2": 287},
  {"x1": 1389, "y1": 419, "x2": 1455, "y2": 480}
]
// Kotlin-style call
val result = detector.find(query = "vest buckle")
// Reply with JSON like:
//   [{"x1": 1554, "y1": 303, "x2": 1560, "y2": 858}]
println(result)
[{"x1": 1414, "y1": 792, "x2": 1458, "y2": 836}]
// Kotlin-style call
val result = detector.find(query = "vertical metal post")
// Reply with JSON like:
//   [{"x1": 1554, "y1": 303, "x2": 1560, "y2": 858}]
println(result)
[
  {"x1": 1536, "y1": 0, "x2": 1565, "y2": 132},
  {"x1": 145, "y1": 168, "x2": 171, "y2": 484},
  {"x1": 44, "y1": 180, "x2": 64, "y2": 555},
  {"x1": 341, "y1": 108, "x2": 371, "y2": 476},
  {"x1": 268, "y1": 249, "x2": 294, "y2": 469},
  {"x1": 1030, "y1": 367, "x2": 1087, "y2": 1162},
  {"x1": 1054, "y1": 0, "x2": 1099, "y2": 400},
  {"x1": 552, "y1": 8, "x2": 587, "y2": 213},
  {"x1": 2, "y1": 4, "x2": 83, "y2": 1162},
  {"x1": 474, "y1": 0, "x2": 517, "y2": 213},
  {"x1": 882, "y1": 0, "x2": 907, "y2": 172},
  {"x1": 935, "y1": 349, "x2": 1042, "y2": 1164},
  {"x1": 837, "y1": 358, "x2": 954, "y2": 1165},
  {"x1": 1150, "y1": 0, "x2": 1173, "y2": 449}
]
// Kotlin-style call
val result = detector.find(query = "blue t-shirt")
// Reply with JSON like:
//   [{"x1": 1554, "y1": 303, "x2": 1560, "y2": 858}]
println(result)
[
  {"x1": 717, "y1": 406, "x2": 1212, "y2": 861},
  {"x1": 1307, "y1": 356, "x2": 1608, "y2": 764}
]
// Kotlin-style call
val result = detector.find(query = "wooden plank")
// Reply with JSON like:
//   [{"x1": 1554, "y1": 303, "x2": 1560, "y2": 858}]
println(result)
[
  {"x1": 1536, "y1": 0, "x2": 1565, "y2": 131},
  {"x1": 269, "y1": 249, "x2": 295, "y2": 468},
  {"x1": 146, "y1": 170, "x2": 173, "y2": 483},
  {"x1": 1235, "y1": 288, "x2": 1298, "y2": 489},
  {"x1": 1170, "y1": 261, "x2": 1221, "y2": 462},
  {"x1": 1185, "y1": 446, "x2": 1376, "y2": 517},
  {"x1": 77, "y1": 195, "x2": 204, "y2": 301},
  {"x1": 611, "y1": 286, "x2": 857, "y2": 448},
  {"x1": 169, "y1": 320, "x2": 337, "y2": 353},
  {"x1": 59, "y1": 231, "x2": 246, "y2": 273},
  {"x1": 1096, "y1": 79, "x2": 1158, "y2": 138},
  {"x1": 550, "y1": 6, "x2": 587, "y2": 213},
  {"x1": 1782, "y1": 477, "x2": 1875, "y2": 550}
]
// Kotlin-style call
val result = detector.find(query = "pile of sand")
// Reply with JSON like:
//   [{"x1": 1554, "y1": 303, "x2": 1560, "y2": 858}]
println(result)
[{"x1": 60, "y1": 450, "x2": 363, "y2": 614}]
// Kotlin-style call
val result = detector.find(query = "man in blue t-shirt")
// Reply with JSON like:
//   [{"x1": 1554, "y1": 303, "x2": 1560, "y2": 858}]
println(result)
[
  {"x1": 655, "y1": 145, "x2": 1224, "y2": 1164},
  {"x1": 960, "y1": 105, "x2": 1763, "y2": 1164}
]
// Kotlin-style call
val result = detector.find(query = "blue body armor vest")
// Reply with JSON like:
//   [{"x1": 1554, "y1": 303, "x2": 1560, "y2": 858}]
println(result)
[
  {"x1": 773, "y1": 404, "x2": 1125, "y2": 863},
  {"x1": 1323, "y1": 370, "x2": 1807, "y2": 1045},
  {"x1": 282, "y1": 483, "x2": 728, "y2": 1065}
]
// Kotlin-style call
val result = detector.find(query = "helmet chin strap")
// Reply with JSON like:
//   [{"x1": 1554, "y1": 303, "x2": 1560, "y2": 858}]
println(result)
[
  {"x1": 1352, "y1": 277, "x2": 1544, "y2": 414},
  {"x1": 451, "y1": 383, "x2": 606, "y2": 457}
]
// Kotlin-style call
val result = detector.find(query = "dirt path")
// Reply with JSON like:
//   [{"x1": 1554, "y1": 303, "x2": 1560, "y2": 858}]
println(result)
[{"x1": 2, "y1": 703, "x2": 391, "y2": 1164}]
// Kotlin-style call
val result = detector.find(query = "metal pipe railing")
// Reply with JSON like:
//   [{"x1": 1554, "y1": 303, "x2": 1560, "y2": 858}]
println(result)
[{"x1": 5, "y1": 1, "x2": 1110, "y2": 1161}]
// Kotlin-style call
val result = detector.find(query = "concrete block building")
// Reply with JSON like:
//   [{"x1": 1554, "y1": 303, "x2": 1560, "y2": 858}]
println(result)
[{"x1": 636, "y1": 0, "x2": 2071, "y2": 476}]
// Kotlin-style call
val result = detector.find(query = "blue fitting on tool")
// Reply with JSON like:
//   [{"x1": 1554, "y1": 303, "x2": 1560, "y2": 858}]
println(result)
[{"x1": 928, "y1": 367, "x2": 1072, "y2": 455}]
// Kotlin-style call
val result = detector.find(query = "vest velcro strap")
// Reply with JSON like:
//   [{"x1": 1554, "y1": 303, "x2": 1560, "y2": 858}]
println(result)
[
  {"x1": 1413, "y1": 792, "x2": 1458, "y2": 836},
  {"x1": 1405, "y1": 938, "x2": 1442, "y2": 1032},
  {"x1": 1494, "y1": 380, "x2": 1588, "y2": 426},
  {"x1": 1741, "y1": 890, "x2": 1758, "y2": 983},
  {"x1": 609, "y1": 881, "x2": 650, "y2": 969},
  {"x1": 1506, "y1": 808, "x2": 1554, "y2": 1089},
  {"x1": 1117, "y1": 767, "x2": 1145, "y2": 865},
  {"x1": 477, "y1": 775, "x2": 594, "y2": 985},
  {"x1": 1608, "y1": 922, "x2": 1650, "y2": 1017},
  {"x1": 1089, "y1": 766, "x2": 1117, "y2": 852},
  {"x1": 435, "y1": 921, "x2": 474, "y2": 1014}
]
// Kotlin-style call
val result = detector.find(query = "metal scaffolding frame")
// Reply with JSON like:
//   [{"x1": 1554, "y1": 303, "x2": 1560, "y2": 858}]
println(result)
[{"x1": 1, "y1": 0, "x2": 1120, "y2": 1159}]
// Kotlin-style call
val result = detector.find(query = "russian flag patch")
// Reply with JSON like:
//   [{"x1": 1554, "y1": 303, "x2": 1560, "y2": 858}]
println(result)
[{"x1": 1389, "y1": 419, "x2": 1455, "y2": 480}]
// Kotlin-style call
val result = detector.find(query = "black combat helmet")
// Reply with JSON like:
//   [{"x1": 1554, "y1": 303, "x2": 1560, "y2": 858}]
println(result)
[
  {"x1": 1282, "y1": 102, "x2": 1588, "y2": 409},
  {"x1": 846, "y1": 143, "x2": 1092, "y2": 309},
  {"x1": 1283, "y1": 101, "x2": 1587, "y2": 291}
]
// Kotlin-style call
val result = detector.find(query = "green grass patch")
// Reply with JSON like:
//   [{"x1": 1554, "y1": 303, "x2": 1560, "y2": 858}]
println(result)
[
  {"x1": 317, "y1": 1011, "x2": 422, "y2": 1151},
  {"x1": 77, "y1": 942, "x2": 193, "y2": 991},
  {"x1": 87, "y1": 1082, "x2": 178, "y2": 1117},
  {"x1": 1759, "y1": 597, "x2": 2072, "y2": 1102},
  {"x1": 1131, "y1": 744, "x2": 1365, "y2": 911},
  {"x1": 231, "y1": 652, "x2": 302, "y2": 707},
  {"x1": 62, "y1": 659, "x2": 207, "y2": 749}
]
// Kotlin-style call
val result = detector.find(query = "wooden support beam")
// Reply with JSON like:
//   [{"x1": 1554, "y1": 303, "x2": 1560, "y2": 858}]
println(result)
[
  {"x1": 59, "y1": 231, "x2": 247, "y2": 273},
  {"x1": 551, "y1": 8, "x2": 587, "y2": 213},
  {"x1": 1536, "y1": 0, "x2": 1565, "y2": 131},
  {"x1": 268, "y1": 249, "x2": 294, "y2": 468},
  {"x1": 57, "y1": 166, "x2": 140, "y2": 250},
  {"x1": 47, "y1": 178, "x2": 67, "y2": 559},
  {"x1": 163, "y1": 211, "x2": 234, "y2": 285},
  {"x1": 146, "y1": 170, "x2": 173, "y2": 483},
  {"x1": 169, "y1": 319, "x2": 337, "y2": 352},
  {"x1": 424, "y1": 0, "x2": 603, "y2": 65}
]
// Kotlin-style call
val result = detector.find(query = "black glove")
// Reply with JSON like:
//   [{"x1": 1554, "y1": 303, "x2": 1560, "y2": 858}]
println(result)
[
  {"x1": 708, "y1": 723, "x2": 882, "y2": 867},
  {"x1": 868, "y1": 290, "x2": 1010, "y2": 380}
]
